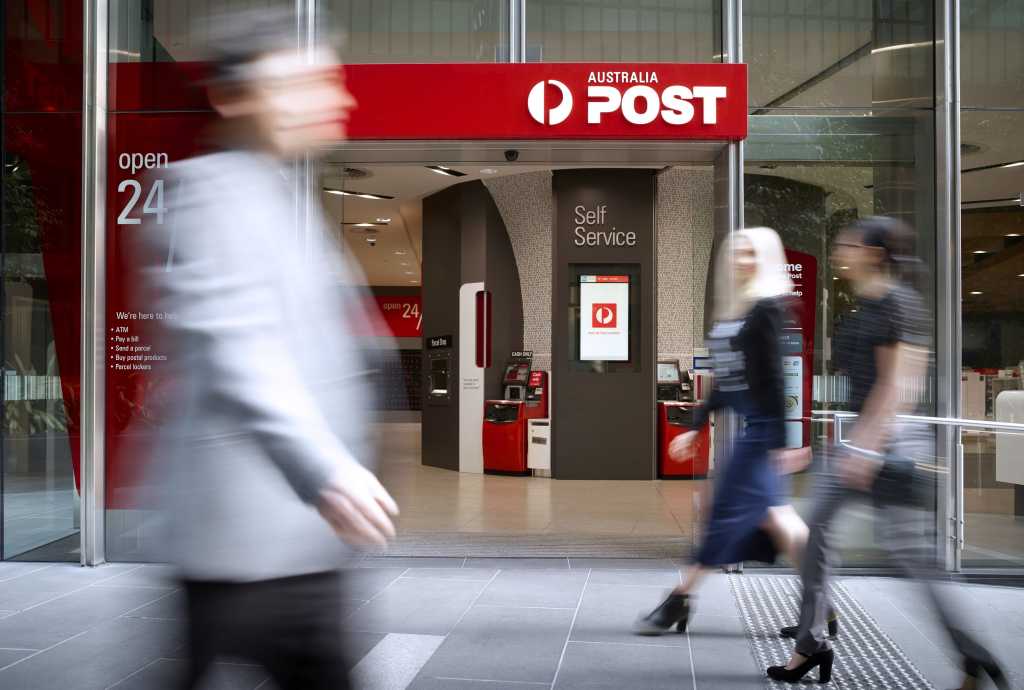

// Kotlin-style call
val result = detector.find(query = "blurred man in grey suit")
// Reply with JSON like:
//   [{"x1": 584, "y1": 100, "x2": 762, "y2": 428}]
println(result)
[{"x1": 139, "y1": 9, "x2": 398, "y2": 689}]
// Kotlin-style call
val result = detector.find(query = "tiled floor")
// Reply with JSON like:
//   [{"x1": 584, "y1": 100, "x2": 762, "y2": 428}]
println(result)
[{"x1": 1, "y1": 559, "x2": 1021, "y2": 690}]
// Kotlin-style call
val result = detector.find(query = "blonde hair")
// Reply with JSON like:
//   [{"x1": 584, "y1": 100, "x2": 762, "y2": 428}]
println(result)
[{"x1": 712, "y1": 227, "x2": 794, "y2": 321}]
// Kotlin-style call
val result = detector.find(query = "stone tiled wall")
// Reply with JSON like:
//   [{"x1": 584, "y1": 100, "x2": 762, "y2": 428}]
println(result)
[
  {"x1": 656, "y1": 166, "x2": 715, "y2": 367},
  {"x1": 484, "y1": 171, "x2": 554, "y2": 373}
]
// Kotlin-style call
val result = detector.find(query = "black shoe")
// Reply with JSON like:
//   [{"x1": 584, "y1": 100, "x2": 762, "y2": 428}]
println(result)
[
  {"x1": 634, "y1": 593, "x2": 691, "y2": 635},
  {"x1": 766, "y1": 648, "x2": 834, "y2": 684},
  {"x1": 780, "y1": 614, "x2": 838, "y2": 639},
  {"x1": 948, "y1": 629, "x2": 1010, "y2": 690}
]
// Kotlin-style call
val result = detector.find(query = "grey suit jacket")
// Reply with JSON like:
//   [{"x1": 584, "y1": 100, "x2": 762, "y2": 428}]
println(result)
[{"x1": 141, "y1": 150, "x2": 382, "y2": 581}]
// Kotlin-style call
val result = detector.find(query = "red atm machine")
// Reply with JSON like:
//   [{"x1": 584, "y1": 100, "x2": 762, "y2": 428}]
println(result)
[
  {"x1": 656, "y1": 360, "x2": 710, "y2": 479},
  {"x1": 484, "y1": 353, "x2": 549, "y2": 475}
]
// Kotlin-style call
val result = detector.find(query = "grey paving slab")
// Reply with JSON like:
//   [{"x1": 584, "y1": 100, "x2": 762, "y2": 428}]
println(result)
[
  {"x1": 108, "y1": 658, "x2": 267, "y2": 690},
  {"x1": 0, "y1": 617, "x2": 181, "y2": 690},
  {"x1": 570, "y1": 582, "x2": 689, "y2": 648},
  {"x1": 0, "y1": 648, "x2": 36, "y2": 668},
  {"x1": 122, "y1": 590, "x2": 186, "y2": 621},
  {"x1": 552, "y1": 640, "x2": 692, "y2": 689},
  {"x1": 464, "y1": 557, "x2": 570, "y2": 570},
  {"x1": 416, "y1": 605, "x2": 574, "y2": 684},
  {"x1": 344, "y1": 567, "x2": 407, "y2": 599},
  {"x1": 0, "y1": 585, "x2": 175, "y2": 649},
  {"x1": 0, "y1": 564, "x2": 53, "y2": 583},
  {"x1": 351, "y1": 633, "x2": 444, "y2": 690},
  {"x1": 97, "y1": 565, "x2": 179, "y2": 590},
  {"x1": 344, "y1": 577, "x2": 489, "y2": 636},
  {"x1": 401, "y1": 568, "x2": 498, "y2": 582},
  {"x1": 410, "y1": 678, "x2": 549, "y2": 690},
  {"x1": 476, "y1": 569, "x2": 588, "y2": 609},
  {"x1": 358, "y1": 557, "x2": 466, "y2": 569},
  {"x1": 569, "y1": 558, "x2": 677, "y2": 570},
  {"x1": 341, "y1": 631, "x2": 388, "y2": 669},
  {"x1": 586, "y1": 569, "x2": 681, "y2": 587},
  {"x1": 0, "y1": 565, "x2": 144, "y2": 611}
]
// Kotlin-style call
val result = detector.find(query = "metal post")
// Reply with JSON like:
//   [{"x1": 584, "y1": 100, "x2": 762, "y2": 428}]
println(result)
[
  {"x1": 80, "y1": 0, "x2": 109, "y2": 566},
  {"x1": 509, "y1": 0, "x2": 525, "y2": 63},
  {"x1": 935, "y1": 0, "x2": 962, "y2": 572}
]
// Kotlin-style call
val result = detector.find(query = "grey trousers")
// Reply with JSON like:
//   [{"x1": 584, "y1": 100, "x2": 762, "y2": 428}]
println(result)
[{"x1": 794, "y1": 428, "x2": 967, "y2": 657}]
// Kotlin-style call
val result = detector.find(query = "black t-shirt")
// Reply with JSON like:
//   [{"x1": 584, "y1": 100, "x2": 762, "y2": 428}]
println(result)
[{"x1": 834, "y1": 284, "x2": 930, "y2": 413}]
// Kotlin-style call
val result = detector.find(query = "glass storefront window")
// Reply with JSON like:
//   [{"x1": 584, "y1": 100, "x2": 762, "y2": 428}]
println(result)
[
  {"x1": 3, "y1": 3, "x2": 83, "y2": 561},
  {"x1": 961, "y1": 0, "x2": 1024, "y2": 109},
  {"x1": 746, "y1": 109, "x2": 938, "y2": 566},
  {"x1": 320, "y1": 0, "x2": 508, "y2": 63},
  {"x1": 525, "y1": 0, "x2": 720, "y2": 63},
  {"x1": 744, "y1": 1, "x2": 933, "y2": 109},
  {"x1": 959, "y1": 110, "x2": 1024, "y2": 568}
]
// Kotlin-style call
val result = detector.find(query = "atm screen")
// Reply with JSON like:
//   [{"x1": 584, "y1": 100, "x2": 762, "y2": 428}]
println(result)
[
  {"x1": 579, "y1": 275, "x2": 629, "y2": 361},
  {"x1": 657, "y1": 362, "x2": 680, "y2": 384},
  {"x1": 504, "y1": 363, "x2": 530, "y2": 384}
]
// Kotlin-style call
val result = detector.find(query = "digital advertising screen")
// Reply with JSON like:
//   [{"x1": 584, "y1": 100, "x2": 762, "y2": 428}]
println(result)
[{"x1": 579, "y1": 275, "x2": 630, "y2": 361}]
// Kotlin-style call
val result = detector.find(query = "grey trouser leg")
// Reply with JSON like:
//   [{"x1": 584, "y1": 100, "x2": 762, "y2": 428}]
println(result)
[{"x1": 794, "y1": 468, "x2": 849, "y2": 656}]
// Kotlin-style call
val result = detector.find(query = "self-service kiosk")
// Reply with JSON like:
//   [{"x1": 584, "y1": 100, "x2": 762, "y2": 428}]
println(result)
[
  {"x1": 483, "y1": 353, "x2": 549, "y2": 474},
  {"x1": 656, "y1": 360, "x2": 710, "y2": 479}
]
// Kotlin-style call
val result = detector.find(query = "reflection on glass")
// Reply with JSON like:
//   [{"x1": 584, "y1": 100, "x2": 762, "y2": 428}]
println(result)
[
  {"x1": 744, "y1": 1, "x2": 933, "y2": 109},
  {"x1": 526, "y1": 0, "x2": 719, "y2": 62},
  {"x1": 961, "y1": 0, "x2": 1024, "y2": 108},
  {"x1": 319, "y1": 0, "x2": 507, "y2": 63},
  {"x1": 2, "y1": 156, "x2": 79, "y2": 562}
]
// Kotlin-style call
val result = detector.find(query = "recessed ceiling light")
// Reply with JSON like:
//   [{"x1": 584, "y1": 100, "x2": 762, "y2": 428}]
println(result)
[
  {"x1": 480, "y1": 168, "x2": 498, "y2": 175},
  {"x1": 970, "y1": 291, "x2": 983, "y2": 295},
  {"x1": 403, "y1": 271, "x2": 415, "y2": 276},
  {"x1": 1002, "y1": 161, "x2": 1024, "y2": 168},
  {"x1": 394, "y1": 250, "x2": 407, "y2": 256},
  {"x1": 426, "y1": 165, "x2": 466, "y2": 177},
  {"x1": 1018, "y1": 273, "x2": 1024, "y2": 278},
  {"x1": 376, "y1": 218, "x2": 391, "y2": 223},
  {"x1": 840, "y1": 265, "x2": 850, "y2": 270},
  {"x1": 973, "y1": 250, "x2": 988, "y2": 254},
  {"x1": 1007, "y1": 233, "x2": 1021, "y2": 238},
  {"x1": 832, "y1": 276, "x2": 839, "y2": 280},
  {"x1": 322, "y1": 188, "x2": 394, "y2": 200},
  {"x1": 400, "y1": 262, "x2": 410, "y2": 267}
]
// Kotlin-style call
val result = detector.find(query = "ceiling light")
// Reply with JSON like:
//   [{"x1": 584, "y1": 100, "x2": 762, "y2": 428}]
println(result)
[
  {"x1": 480, "y1": 168, "x2": 498, "y2": 175},
  {"x1": 1007, "y1": 233, "x2": 1021, "y2": 238},
  {"x1": 426, "y1": 165, "x2": 467, "y2": 177},
  {"x1": 408, "y1": 280, "x2": 419, "y2": 284},
  {"x1": 1019, "y1": 273, "x2": 1024, "y2": 278},
  {"x1": 404, "y1": 271, "x2": 415, "y2": 276},
  {"x1": 394, "y1": 251, "x2": 407, "y2": 256},
  {"x1": 322, "y1": 188, "x2": 395, "y2": 200},
  {"x1": 1002, "y1": 161, "x2": 1024, "y2": 169},
  {"x1": 973, "y1": 250, "x2": 988, "y2": 254},
  {"x1": 840, "y1": 265, "x2": 850, "y2": 270},
  {"x1": 970, "y1": 291, "x2": 983, "y2": 295},
  {"x1": 400, "y1": 262, "x2": 410, "y2": 267},
  {"x1": 833, "y1": 276, "x2": 839, "y2": 280},
  {"x1": 376, "y1": 218, "x2": 391, "y2": 223}
]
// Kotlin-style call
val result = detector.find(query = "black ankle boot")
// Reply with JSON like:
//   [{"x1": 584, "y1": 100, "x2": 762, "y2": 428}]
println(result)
[
  {"x1": 634, "y1": 592, "x2": 691, "y2": 635},
  {"x1": 766, "y1": 648, "x2": 834, "y2": 684},
  {"x1": 780, "y1": 609, "x2": 838, "y2": 639}
]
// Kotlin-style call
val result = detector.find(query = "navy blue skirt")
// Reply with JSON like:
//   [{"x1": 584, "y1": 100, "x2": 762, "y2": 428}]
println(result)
[{"x1": 694, "y1": 419, "x2": 784, "y2": 566}]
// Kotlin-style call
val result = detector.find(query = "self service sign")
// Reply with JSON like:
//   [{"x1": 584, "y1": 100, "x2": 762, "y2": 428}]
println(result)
[{"x1": 344, "y1": 63, "x2": 747, "y2": 141}]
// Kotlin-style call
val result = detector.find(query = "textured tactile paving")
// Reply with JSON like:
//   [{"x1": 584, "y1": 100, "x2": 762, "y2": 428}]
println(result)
[{"x1": 731, "y1": 575, "x2": 935, "y2": 689}]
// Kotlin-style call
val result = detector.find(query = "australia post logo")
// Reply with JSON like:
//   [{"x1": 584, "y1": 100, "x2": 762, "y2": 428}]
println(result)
[
  {"x1": 527, "y1": 71, "x2": 727, "y2": 127},
  {"x1": 592, "y1": 303, "x2": 618, "y2": 329}
]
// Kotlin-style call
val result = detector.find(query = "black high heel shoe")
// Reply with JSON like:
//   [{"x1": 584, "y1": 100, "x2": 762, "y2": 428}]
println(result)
[
  {"x1": 634, "y1": 592, "x2": 691, "y2": 635},
  {"x1": 948, "y1": 629, "x2": 1010, "y2": 690},
  {"x1": 766, "y1": 648, "x2": 834, "y2": 684},
  {"x1": 779, "y1": 611, "x2": 838, "y2": 640}
]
